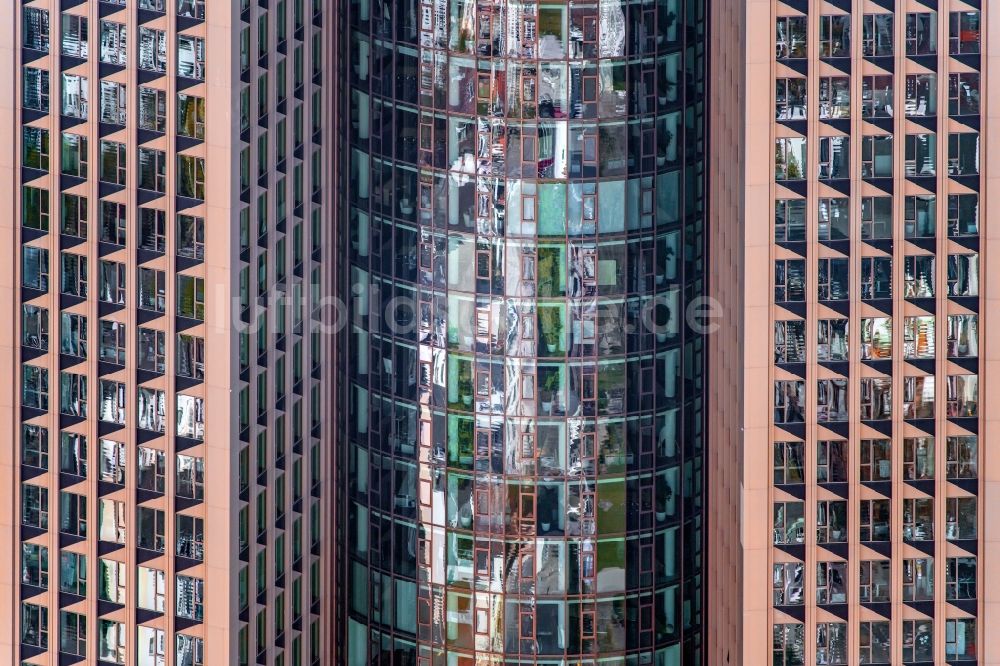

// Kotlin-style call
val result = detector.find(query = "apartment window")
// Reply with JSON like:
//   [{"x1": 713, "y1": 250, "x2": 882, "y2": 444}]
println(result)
[
  {"x1": 817, "y1": 197, "x2": 849, "y2": 240},
  {"x1": 99, "y1": 260, "x2": 126, "y2": 305},
  {"x1": 903, "y1": 255, "x2": 935, "y2": 298},
  {"x1": 137, "y1": 386, "x2": 166, "y2": 432},
  {"x1": 177, "y1": 93, "x2": 206, "y2": 139},
  {"x1": 903, "y1": 437, "x2": 935, "y2": 480},
  {"x1": 816, "y1": 622, "x2": 847, "y2": 665},
  {"x1": 774, "y1": 259, "x2": 805, "y2": 302},
  {"x1": 22, "y1": 363, "x2": 49, "y2": 410},
  {"x1": 61, "y1": 14, "x2": 89, "y2": 58},
  {"x1": 772, "y1": 199, "x2": 806, "y2": 241},
  {"x1": 775, "y1": 78, "x2": 806, "y2": 120},
  {"x1": 818, "y1": 258, "x2": 849, "y2": 300},
  {"x1": 862, "y1": 14, "x2": 893, "y2": 55},
  {"x1": 859, "y1": 498, "x2": 890, "y2": 543},
  {"x1": 775, "y1": 17, "x2": 809, "y2": 58},
  {"x1": 815, "y1": 561, "x2": 847, "y2": 604},
  {"x1": 905, "y1": 195, "x2": 937, "y2": 238},
  {"x1": 772, "y1": 623, "x2": 804, "y2": 666},
  {"x1": 775, "y1": 137, "x2": 806, "y2": 180},
  {"x1": 23, "y1": 67, "x2": 50, "y2": 111},
  {"x1": 100, "y1": 201, "x2": 126, "y2": 246},
  {"x1": 177, "y1": 154, "x2": 206, "y2": 199},
  {"x1": 61, "y1": 73, "x2": 89, "y2": 118},
  {"x1": 947, "y1": 374, "x2": 978, "y2": 417},
  {"x1": 903, "y1": 559, "x2": 934, "y2": 602},
  {"x1": 22, "y1": 602, "x2": 48, "y2": 648},
  {"x1": 817, "y1": 440, "x2": 847, "y2": 483},
  {"x1": 22, "y1": 542, "x2": 48, "y2": 588},
  {"x1": 177, "y1": 575, "x2": 205, "y2": 620},
  {"x1": 860, "y1": 197, "x2": 892, "y2": 240},
  {"x1": 139, "y1": 207, "x2": 167, "y2": 252},
  {"x1": 859, "y1": 560, "x2": 890, "y2": 603},
  {"x1": 59, "y1": 432, "x2": 87, "y2": 476},
  {"x1": 177, "y1": 394, "x2": 205, "y2": 439},
  {"x1": 99, "y1": 140, "x2": 127, "y2": 185},
  {"x1": 98, "y1": 379, "x2": 126, "y2": 424},
  {"x1": 177, "y1": 635, "x2": 205, "y2": 666},
  {"x1": 861, "y1": 135, "x2": 892, "y2": 178},
  {"x1": 99, "y1": 80, "x2": 126, "y2": 125},
  {"x1": 176, "y1": 454, "x2": 205, "y2": 500},
  {"x1": 178, "y1": 0, "x2": 206, "y2": 19},
  {"x1": 177, "y1": 275, "x2": 205, "y2": 320},
  {"x1": 817, "y1": 379, "x2": 848, "y2": 422},
  {"x1": 98, "y1": 619, "x2": 126, "y2": 664},
  {"x1": 177, "y1": 215, "x2": 205, "y2": 259},
  {"x1": 23, "y1": 126, "x2": 49, "y2": 170},
  {"x1": 949, "y1": 132, "x2": 980, "y2": 176},
  {"x1": 773, "y1": 320, "x2": 805, "y2": 364},
  {"x1": 905, "y1": 74, "x2": 937, "y2": 117},
  {"x1": 773, "y1": 561, "x2": 803, "y2": 606},
  {"x1": 818, "y1": 136, "x2": 849, "y2": 179},
  {"x1": 860, "y1": 622, "x2": 891, "y2": 664},
  {"x1": 818, "y1": 77, "x2": 850, "y2": 119},
  {"x1": 903, "y1": 498, "x2": 934, "y2": 541},
  {"x1": 819, "y1": 15, "x2": 850, "y2": 57},
  {"x1": 59, "y1": 552, "x2": 87, "y2": 596},
  {"x1": 99, "y1": 20, "x2": 127, "y2": 65},
  {"x1": 22, "y1": 483, "x2": 49, "y2": 528},
  {"x1": 774, "y1": 380, "x2": 805, "y2": 424},
  {"x1": 137, "y1": 446, "x2": 166, "y2": 492},
  {"x1": 138, "y1": 27, "x2": 167, "y2": 72},
  {"x1": 22, "y1": 186, "x2": 50, "y2": 230},
  {"x1": 902, "y1": 375, "x2": 935, "y2": 419},
  {"x1": 138, "y1": 626, "x2": 166, "y2": 666},
  {"x1": 177, "y1": 333, "x2": 205, "y2": 379},
  {"x1": 137, "y1": 506, "x2": 166, "y2": 552},
  {"x1": 22, "y1": 305, "x2": 49, "y2": 351},
  {"x1": 816, "y1": 500, "x2": 847, "y2": 544},
  {"x1": 946, "y1": 557, "x2": 977, "y2": 600},
  {"x1": 61, "y1": 193, "x2": 88, "y2": 238},
  {"x1": 135, "y1": 327, "x2": 164, "y2": 373},
  {"x1": 99, "y1": 439, "x2": 126, "y2": 484},
  {"x1": 947, "y1": 436, "x2": 977, "y2": 479},
  {"x1": 948, "y1": 253, "x2": 979, "y2": 297},
  {"x1": 177, "y1": 514, "x2": 205, "y2": 559},
  {"x1": 905, "y1": 133, "x2": 936, "y2": 176},
  {"x1": 859, "y1": 257, "x2": 891, "y2": 300},
  {"x1": 98, "y1": 320, "x2": 125, "y2": 365},
  {"x1": 98, "y1": 559, "x2": 126, "y2": 603},
  {"x1": 138, "y1": 87, "x2": 167, "y2": 132},
  {"x1": 949, "y1": 73, "x2": 980, "y2": 116},
  {"x1": 22, "y1": 423, "x2": 49, "y2": 469},
  {"x1": 950, "y1": 11, "x2": 980, "y2": 54},
  {"x1": 59, "y1": 491, "x2": 87, "y2": 537},
  {"x1": 138, "y1": 565, "x2": 166, "y2": 611},
  {"x1": 859, "y1": 439, "x2": 891, "y2": 481},
  {"x1": 23, "y1": 7, "x2": 51, "y2": 52},
  {"x1": 903, "y1": 316, "x2": 935, "y2": 359},
  {"x1": 945, "y1": 619, "x2": 976, "y2": 661},
  {"x1": 178, "y1": 35, "x2": 206, "y2": 79},
  {"x1": 138, "y1": 267, "x2": 166, "y2": 312},
  {"x1": 60, "y1": 252, "x2": 88, "y2": 298},
  {"x1": 773, "y1": 441, "x2": 804, "y2": 485},
  {"x1": 140, "y1": 0, "x2": 167, "y2": 9},
  {"x1": 948, "y1": 193, "x2": 978, "y2": 237},
  {"x1": 946, "y1": 497, "x2": 977, "y2": 540},
  {"x1": 138, "y1": 147, "x2": 167, "y2": 192},
  {"x1": 906, "y1": 12, "x2": 937, "y2": 55}
]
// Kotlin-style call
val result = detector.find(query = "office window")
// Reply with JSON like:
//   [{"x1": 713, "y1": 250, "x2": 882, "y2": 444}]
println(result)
[
  {"x1": 818, "y1": 136, "x2": 848, "y2": 178},
  {"x1": 97, "y1": 320, "x2": 125, "y2": 366},
  {"x1": 22, "y1": 305, "x2": 49, "y2": 351},
  {"x1": 23, "y1": 67, "x2": 50, "y2": 111},
  {"x1": 903, "y1": 559, "x2": 934, "y2": 602},
  {"x1": 137, "y1": 506, "x2": 166, "y2": 552},
  {"x1": 97, "y1": 438, "x2": 125, "y2": 485},
  {"x1": 775, "y1": 259, "x2": 805, "y2": 302},
  {"x1": 22, "y1": 186, "x2": 50, "y2": 230},
  {"x1": 177, "y1": 154, "x2": 206, "y2": 199},
  {"x1": 818, "y1": 258, "x2": 849, "y2": 300},
  {"x1": 947, "y1": 436, "x2": 977, "y2": 479},
  {"x1": 22, "y1": 542, "x2": 48, "y2": 588},
  {"x1": 772, "y1": 623, "x2": 804, "y2": 666},
  {"x1": 60, "y1": 252, "x2": 88, "y2": 298},
  {"x1": 773, "y1": 320, "x2": 805, "y2": 364},
  {"x1": 949, "y1": 132, "x2": 980, "y2": 176},
  {"x1": 177, "y1": 635, "x2": 205, "y2": 666},
  {"x1": 61, "y1": 73, "x2": 89, "y2": 118},
  {"x1": 177, "y1": 214, "x2": 205, "y2": 259},
  {"x1": 99, "y1": 140, "x2": 127, "y2": 184},
  {"x1": 176, "y1": 454, "x2": 205, "y2": 500},
  {"x1": 138, "y1": 27, "x2": 167, "y2": 72},
  {"x1": 816, "y1": 500, "x2": 847, "y2": 544},
  {"x1": 177, "y1": 275, "x2": 205, "y2": 319},
  {"x1": 59, "y1": 312, "x2": 87, "y2": 359},
  {"x1": 905, "y1": 195, "x2": 936, "y2": 238},
  {"x1": 816, "y1": 378, "x2": 848, "y2": 422},
  {"x1": 99, "y1": 20, "x2": 127, "y2": 65},
  {"x1": 948, "y1": 194, "x2": 979, "y2": 237},
  {"x1": 178, "y1": 93, "x2": 206, "y2": 139},
  {"x1": 138, "y1": 565, "x2": 166, "y2": 611},
  {"x1": 950, "y1": 11, "x2": 980, "y2": 54},
  {"x1": 137, "y1": 386, "x2": 166, "y2": 432},
  {"x1": 60, "y1": 14, "x2": 88, "y2": 58},
  {"x1": 98, "y1": 379, "x2": 126, "y2": 424},
  {"x1": 177, "y1": 333, "x2": 205, "y2": 379},
  {"x1": 818, "y1": 77, "x2": 849, "y2": 119},
  {"x1": 862, "y1": 14, "x2": 893, "y2": 56},
  {"x1": 23, "y1": 126, "x2": 49, "y2": 170},
  {"x1": 138, "y1": 267, "x2": 166, "y2": 312},
  {"x1": 23, "y1": 7, "x2": 50, "y2": 52},
  {"x1": 903, "y1": 619, "x2": 934, "y2": 663},
  {"x1": 903, "y1": 437, "x2": 935, "y2": 480},
  {"x1": 98, "y1": 559, "x2": 126, "y2": 603},
  {"x1": 815, "y1": 561, "x2": 847, "y2": 604},
  {"x1": 99, "y1": 260, "x2": 126, "y2": 305},
  {"x1": 946, "y1": 497, "x2": 977, "y2": 540},
  {"x1": 22, "y1": 602, "x2": 48, "y2": 648},
  {"x1": 859, "y1": 560, "x2": 890, "y2": 603},
  {"x1": 859, "y1": 439, "x2": 891, "y2": 481},
  {"x1": 59, "y1": 552, "x2": 87, "y2": 596},
  {"x1": 947, "y1": 374, "x2": 978, "y2": 417},
  {"x1": 138, "y1": 626, "x2": 166, "y2": 666},
  {"x1": 99, "y1": 80, "x2": 126, "y2": 124},
  {"x1": 59, "y1": 491, "x2": 87, "y2": 537},
  {"x1": 176, "y1": 394, "x2": 205, "y2": 439},
  {"x1": 59, "y1": 432, "x2": 87, "y2": 477},
  {"x1": 860, "y1": 196, "x2": 892, "y2": 239},
  {"x1": 906, "y1": 12, "x2": 937, "y2": 55},
  {"x1": 22, "y1": 364, "x2": 49, "y2": 410},
  {"x1": 903, "y1": 316, "x2": 935, "y2": 359},
  {"x1": 138, "y1": 87, "x2": 167, "y2": 132},
  {"x1": 860, "y1": 622, "x2": 891, "y2": 664},
  {"x1": 61, "y1": 193, "x2": 88, "y2": 238},
  {"x1": 816, "y1": 440, "x2": 847, "y2": 483},
  {"x1": 137, "y1": 446, "x2": 166, "y2": 492},
  {"x1": 178, "y1": 35, "x2": 206, "y2": 79},
  {"x1": 140, "y1": 0, "x2": 167, "y2": 8},
  {"x1": 859, "y1": 257, "x2": 891, "y2": 300},
  {"x1": 945, "y1": 619, "x2": 976, "y2": 661},
  {"x1": 176, "y1": 574, "x2": 205, "y2": 620},
  {"x1": 861, "y1": 135, "x2": 892, "y2": 178},
  {"x1": 22, "y1": 483, "x2": 49, "y2": 528},
  {"x1": 946, "y1": 557, "x2": 976, "y2": 600},
  {"x1": 775, "y1": 137, "x2": 806, "y2": 180},
  {"x1": 98, "y1": 619, "x2": 126, "y2": 664},
  {"x1": 137, "y1": 327, "x2": 165, "y2": 373},
  {"x1": 903, "y1": 255, "x2": 935, "y2": 298},
  {"x1": 903, "y1": 498, "x2": 934, "y2": 541},
  {"x1": 178, "y1": 0, "x2": 206, "y2": 18},
  {"x1": 948, "y1": 253, "x2": 979, "y2": 297},
  {"x1": 949, "y1": 73, "x2": 980, "y2": 116},
  {"x1": 774, "y1": 380, "x2": 805, "y2": 424},
  {"x1": 773, "y1": 501, "x2": 804, "y2": 545},
  {"x1": 177, "y1": 514, "x2": 205, "y2": 560},
  {"x1": 819, "y1": 15, "x2": 850, "y2": 57},
  {"x1": 775, "y1": 78, "x2": 806, "y2": 120},
  {"x1": 22, "y1": 423, "x2": 49, "y2": 469},
  {"x1": 904, "y1": 133, "x2": 936, "y2": 175},
  {"x1": 138, "y1": 147, "x2": 167, "y2": 192},
  {"x1": 858, "y1": 499, "x2": 890, "y2": 542}
]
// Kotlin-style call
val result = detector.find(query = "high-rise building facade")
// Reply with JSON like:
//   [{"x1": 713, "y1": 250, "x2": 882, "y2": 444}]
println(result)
[
  {"x1": 334, "y1": 0, "x2": 707, "y2": 662},
  {"x1": 1, "y1": 1, "x2": 330, "y2": 665},
  {"x1": 721, "y1": 1, "x2": 995, "y2": 664}
]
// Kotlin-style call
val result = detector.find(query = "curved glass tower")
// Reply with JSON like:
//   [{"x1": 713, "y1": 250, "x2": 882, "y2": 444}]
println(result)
[{"x1": 340, "y1": 0, "x2": 705, "y2": 660}]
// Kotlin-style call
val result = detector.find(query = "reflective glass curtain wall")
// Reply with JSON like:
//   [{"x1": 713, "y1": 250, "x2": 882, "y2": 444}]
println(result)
[{"x1": 342, "y1": 0, "x2": 705, "y2": 660}]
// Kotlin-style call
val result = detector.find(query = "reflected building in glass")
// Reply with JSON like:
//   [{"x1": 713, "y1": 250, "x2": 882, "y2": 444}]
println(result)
[{"x1": 337, "y1": 0, "x2": 706, "y2": 661}]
